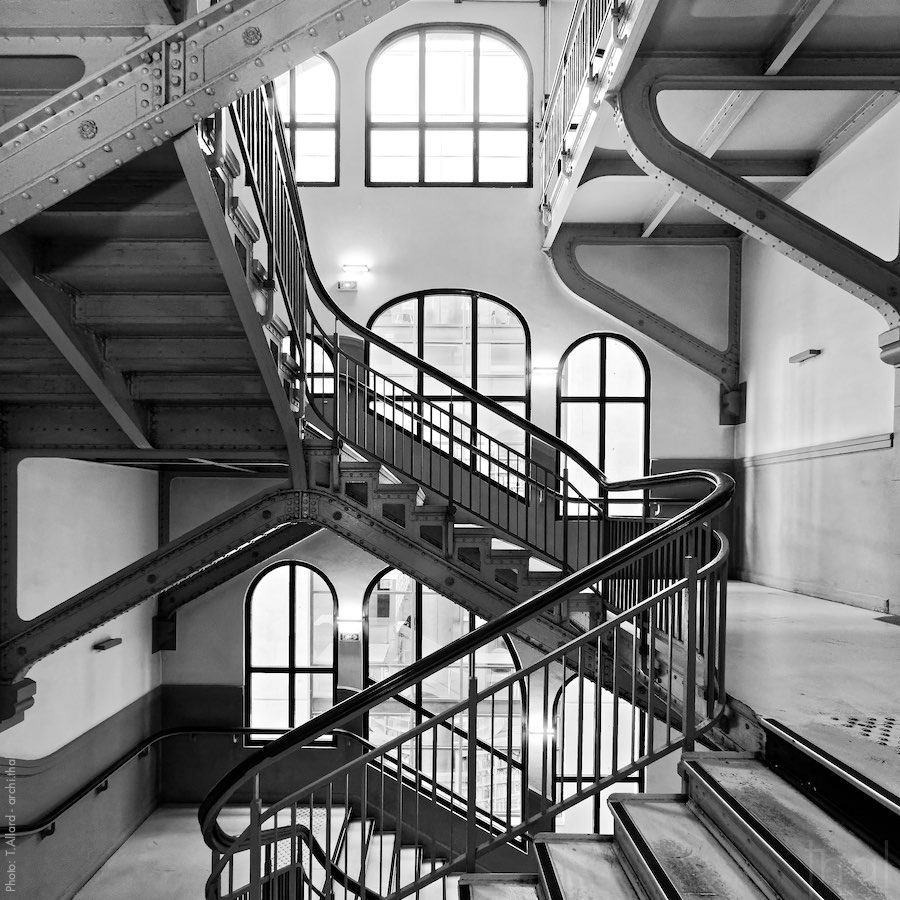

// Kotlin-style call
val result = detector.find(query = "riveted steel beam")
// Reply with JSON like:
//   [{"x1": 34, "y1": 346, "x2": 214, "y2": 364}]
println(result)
[
  {"x1": 0, "y1": 234, "x2": 153, "y2": 448},
  {"x1": 175, "y1": 131, "x2": 307, "y2": 487},
  {"x1": 0, "y1": 486, "x2": 305, "y2": 683},
  {"x1": 551, "y1": 223, "x2": 741, "y2": 389},
  {"x1": 615, "y1": 55, "x2": 900, "y2": 329},
  {"x1": 640, "y1": 0, "x2": 837, "y2": 236},
  {"x1": 0, "y1": 0, "x2": 409, "y2": 235},
  {"x1": 580, "y1": 149, "x2": 813, "y2": 185}
]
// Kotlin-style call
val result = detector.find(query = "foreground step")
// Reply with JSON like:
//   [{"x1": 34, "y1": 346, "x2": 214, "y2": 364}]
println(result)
[
  {"x1": 683, "y1": 753, "x2": 900, "y2": 900},
  {"x1": 458, "y1": 873, "x2": 541, "y2": 900},
  {"x1": 609, "y1": 794, "x2": 770, "y2": 900},
  {"x1": 535, "y1": 834, "x2": 642, "y2": 899}
]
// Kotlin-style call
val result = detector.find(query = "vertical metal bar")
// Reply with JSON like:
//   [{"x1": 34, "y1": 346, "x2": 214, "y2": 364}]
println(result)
[
  {"x1": 683, "y1": 556, "x2": 699, "y2": 751},
  {"x1": 448, "y1": 403, "x2": 455, "y2": 506},
  {"x1": 249, "y1": 774, "x2": 262, "y2": 900},
  {"x1": 465, "y1": 676, "x2": 479, "y2": 871}
]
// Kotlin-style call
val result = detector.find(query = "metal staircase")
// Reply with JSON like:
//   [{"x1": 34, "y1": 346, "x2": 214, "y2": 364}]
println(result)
[{"x1": 190, "y1": 87, "x2": 734, "y2": 900}]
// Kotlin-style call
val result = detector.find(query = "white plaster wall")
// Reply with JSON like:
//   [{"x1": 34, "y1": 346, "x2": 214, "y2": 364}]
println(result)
[
  {"x1": 16, "y1": 457, "x2": 159, "y2": 619},
  {"x1": 299, "y1": 1, "x2": 732, "y2": 462},
  {"x1": 169, "y1": 476, "x2": 288, "y2": 541},
  {"x1": 736, "y1": 103, "x2": 900, "y2": 608},
  {"x1": 6, "y1": 458, "x2": 161, "y2": 757},
  {"x1": 0, "y1": 601, "x2": 159, "y2": 758}
]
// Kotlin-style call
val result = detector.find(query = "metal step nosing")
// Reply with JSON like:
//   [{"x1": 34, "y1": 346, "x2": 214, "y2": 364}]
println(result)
[
  {"x1": 609, "y1": 799, "x2": 684, "y2": 900},
  {"x1": 684, "y1": 760, "x2": 837, "y2": 900}
]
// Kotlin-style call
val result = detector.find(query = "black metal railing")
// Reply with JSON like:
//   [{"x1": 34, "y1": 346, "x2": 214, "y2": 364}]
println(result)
[{"x1": 196, "y1": 86, "x2": 734, "y2": 900}]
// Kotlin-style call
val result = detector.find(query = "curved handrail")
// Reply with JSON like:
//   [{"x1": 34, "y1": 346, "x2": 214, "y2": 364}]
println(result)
[
  {"x1": 6, "y1": 726, "x2": 292, "y2": 839},
  {"x1": 200, "y1": 467, "x2": 732, "y2": 852},
  {"x1": 235, "y1": 87, "x2": 611, "y2": 501}
]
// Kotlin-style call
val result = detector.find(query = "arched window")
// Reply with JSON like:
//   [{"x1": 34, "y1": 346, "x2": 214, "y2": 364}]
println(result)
[
  {"x1": 363, "y1": 569, "x2": 523, "y2": 816},
  {"x1": 552, "y1": 675, "x2": 644, "y2": 834},
  {"x1": 245, "y1": 562, "x2": 337, "y2": 743},
  {"x1": 558, "y1": 334, "x2": 650, "y2": 517},
  {"x1": 369, "y1": 290, "x2": 531, "y2": 485},
  {"x1": 274, "y1": 54, "x2": 339, "y2": 185},
  {"x1": 366, "y1": 26, "x2": 532, "y2": 186}
]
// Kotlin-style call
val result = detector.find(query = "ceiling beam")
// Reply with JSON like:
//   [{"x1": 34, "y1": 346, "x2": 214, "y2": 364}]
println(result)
[
  {"x1": 641, "y1": 0, "x2": 837, "y2": 236},
  {"x1": 0, "y1": 234, "x2": 152, "y2": 449},
  {"x1": 581, "y1": 150, "x2": 813, "y2": 184}
]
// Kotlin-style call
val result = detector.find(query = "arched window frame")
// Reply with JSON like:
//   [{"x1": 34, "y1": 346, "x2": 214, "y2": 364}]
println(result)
[
  {"x1": 275, "y1": 52, "x2": 340, "y2": 186},
  {"x1": 557, "y1": 333, "x2": 651, "y2": 518},
  {"x1": 361, "y1": 566, "x2": 525, "y2": 733},
  {"x1": 365, "y1": 24, "x2": 533, "y2": 187},
  {"x1": 244, "y1": 561, "x2": 339, "y2": 746},
  {"x1": 367, "y1": 287, "x2": 532, "y2": 419}
]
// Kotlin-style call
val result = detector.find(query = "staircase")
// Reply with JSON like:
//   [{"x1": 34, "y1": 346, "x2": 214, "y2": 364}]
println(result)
[
  {"x1": 189, "y1": 85, "x2": 735, "y2": 900},
  {"x1": 463, "y1": 719, "x2": 900, "y2": 900}
]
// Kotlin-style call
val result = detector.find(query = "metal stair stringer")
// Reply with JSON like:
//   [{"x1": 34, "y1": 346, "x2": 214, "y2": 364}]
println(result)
[{"x1": 0, "y1": 0, "x2": 411, "y2": 236}]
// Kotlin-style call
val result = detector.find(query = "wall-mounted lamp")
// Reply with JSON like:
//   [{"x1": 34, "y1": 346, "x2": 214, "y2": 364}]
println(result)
[
  {"x1": 342, "y1": 264, "x2": 370, "y2": 274},
  {"x1": 789, "y1": 348, "x2": 822, "y2": 364},
  {"x1": 532, "y1": 365, "x2": 558, "y2": 381},
  {"x1": 92, "y1": 637, "x2": 123, "y2": 652}
]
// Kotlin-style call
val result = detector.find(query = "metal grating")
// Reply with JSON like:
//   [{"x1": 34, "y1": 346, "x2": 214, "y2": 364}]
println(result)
[{"x1": 833, "y1": 715, "x2": 900, "y2": 754}]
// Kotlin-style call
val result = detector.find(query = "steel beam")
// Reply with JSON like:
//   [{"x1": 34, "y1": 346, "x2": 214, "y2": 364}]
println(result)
[
  {"x1": 0, "y1": 234, "x2": 153, "y2": 448},
  {"x1": 0, "y1": 0, "x2": 409, "y2": 235},
  {"x1": 615, "y1": 55, "x2": 900, "y2": 329},
  {"x1": 540, "y1": 0, "x2": 660, "y2": 250},
  {"x1": 550, "y1": 223, "x2": 741, "y2": 389},
  {"x1": 641, "y1": 0, "x2": 837, "y2": 236},
  {"x1": 175, "y1": 132, "x2": 307, "y2": 487},
  {"x1": 580, "y1": 150, "x2": 813, "y2": 185}
]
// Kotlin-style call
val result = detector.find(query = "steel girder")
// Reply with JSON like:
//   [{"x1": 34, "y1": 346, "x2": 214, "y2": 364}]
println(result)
[
  {"x1": 614, "y1": 54, "x2": 900, "y2": 331},
  {"x1": 0, "y1": 0, "x2": 409, "y2": 235},
  {"x1": 0, "y1": 484, "x2": 576, "y2": 728},
  {"x1": 550, "y1": 223, "x2": 742, "y2": 393}
]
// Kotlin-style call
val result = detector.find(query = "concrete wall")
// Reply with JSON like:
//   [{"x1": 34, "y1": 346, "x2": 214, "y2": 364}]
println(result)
[
  {"x1": 736, "y1": 103, "x2": 900, "y2": 610},
  {"x1": 300, "y1": 1, "x2": 733, "y2": 463}
]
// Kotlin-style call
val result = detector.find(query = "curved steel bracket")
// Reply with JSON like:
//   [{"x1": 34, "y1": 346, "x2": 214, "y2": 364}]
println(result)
[
  {"x1": 550, "y1": 223, "x2": 741, "y2": 392},
  {"x1": 614, "y1": 54, "x2": 900, "y2": 330}
]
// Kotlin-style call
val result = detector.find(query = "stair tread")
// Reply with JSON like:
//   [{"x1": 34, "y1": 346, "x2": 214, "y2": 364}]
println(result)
[
  {"x1": 693, "y1": 756, "x2": 899, "y2": 899},
  {"x1": 460, "y1": 873, "x2": 540, "y2": 899},
  {"x1": 614, "y1": 797, "x2": 770, "y2": 900},
  {"x1": 536, "y1": 836, "x2": 638, "y2": 899}
]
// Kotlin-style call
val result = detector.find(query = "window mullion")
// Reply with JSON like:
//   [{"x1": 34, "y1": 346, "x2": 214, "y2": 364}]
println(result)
[
  {"x1": 287, "y1": 563, "x2": 296, "y2": 729},
  {"x1": 418, "y1": 30, "x2": 426, "y2": 184},
  {"x1": 473, "y1": 30, "x2": 481, "y2": 184}
]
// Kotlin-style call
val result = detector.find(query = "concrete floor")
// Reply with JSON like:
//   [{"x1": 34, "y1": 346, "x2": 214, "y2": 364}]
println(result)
[
  {"x1": 726, "y1": 581, "x2": 900, "y2": 796},
  {"x1": 75, "y1": 581, "x2": 900, "y2": 899}
]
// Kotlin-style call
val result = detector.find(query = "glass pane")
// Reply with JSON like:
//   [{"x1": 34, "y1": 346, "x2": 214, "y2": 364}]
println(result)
[
  {"x1": 295, "y1": 57, "x2": 336, "y2": 122},
  {"x1": 476, "y1": 404, "x2": 526, "y2": 492},
  {"x1": 370, "y1": 129, "x2": 419, "y2": 183},
  {"x1": 294, "y1": 566, "x2": 334, "y2": 667},
  {"x1": 479, "y1": 36, "x2": 528, "y2": 123},
  {"x1": 478, "y1": 130, "x2": 528, "y2": 183},
  {"x1": 606, "y1": 339, "x2": 646, "y2": 397},
  {"x1": 561, "y1": 339, "x2": 601, "y2": 397},
  {"x1": 477, "y1": 299, "x2": 526, "y2": 396},
  {"x1": 371, "y1": 300, "x2": 418, "y2": 389},
  {"x1": 367, "y1": 571, "x2": 416, "y2": 684},
  {"x1": 604, "y1": 403, "x2": 645, "y2": 482},
  {"x1": 423, "y1": 295, "x2": 472, "y2": 385},
  {"x1": 250, "y1": 565, "x2": 290, "y2": 667},
  {"x1": 249, "y1": 672, "x2": 289, "y2": 730},
  {"x1": 425, "y1": 32, "x2": 474, "y2": 122},
  {"x1": 371, "y1": 35, "x2": 419, "y2": 123},
  {"x1": 294, "y1": 128, "x2": 335, "y2": 183},
  {"x1": 425, "y1": 129, "x2": 474, "y2": 183},
  {"x1": 294, "y1": 673, "x2": 335, "y2": 727}
]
